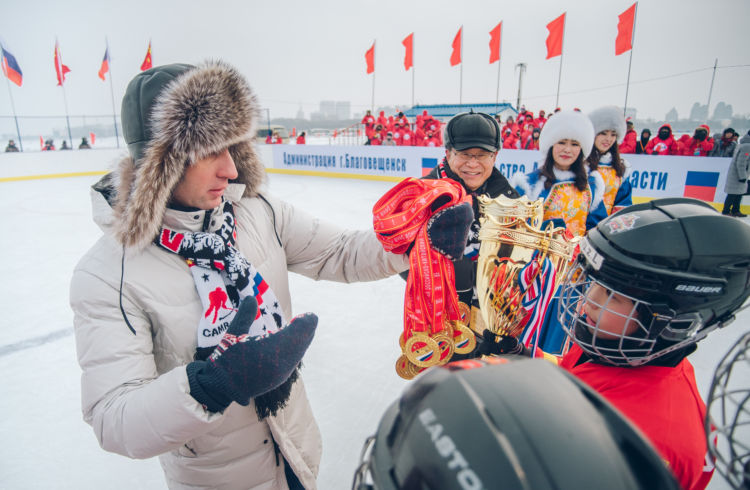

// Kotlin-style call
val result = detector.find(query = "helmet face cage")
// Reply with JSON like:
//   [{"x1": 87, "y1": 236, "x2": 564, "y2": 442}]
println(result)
[
  {"x1": 353, "y1": 435, "x2": 376, "y2": 490},
  {"x1": 559, "y1": 261, "x2": 657, "y2": 366},
  {"x1": 706, "y1": 331, "x2": 750, "y2": 490},
  {"x1": 559, "y1": 255, "x2": 707, "y2": 367}
]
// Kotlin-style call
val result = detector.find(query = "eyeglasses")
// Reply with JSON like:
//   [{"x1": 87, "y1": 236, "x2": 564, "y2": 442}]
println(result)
[{"x1": 452, "y1": 149, "x2": 496, "y2": 164}]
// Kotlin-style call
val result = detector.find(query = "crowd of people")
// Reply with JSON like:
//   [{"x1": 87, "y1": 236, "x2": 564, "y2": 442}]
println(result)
[
  {"x1": 360, "y1": 105, "x2": 745, "y2": 160},
  {"x1": 361, "y1": 109, "x2": 443, "y2": 146}
]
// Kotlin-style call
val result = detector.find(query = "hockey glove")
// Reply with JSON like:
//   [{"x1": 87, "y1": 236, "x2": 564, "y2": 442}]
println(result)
[
  {"x1": 477, "y1": 329, "x2": 530, "y2": 357},
  {"x1": 186, "y1": 296, "x2": 318, "y2": 413},
  {"x1": 426, "y1": 201, "x2": 474, "y2": 260}
]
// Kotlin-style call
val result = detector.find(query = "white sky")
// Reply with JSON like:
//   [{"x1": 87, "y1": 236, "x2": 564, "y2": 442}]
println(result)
[{"x1": 1, "y1": 0, "x2": 749, "y2": 126}]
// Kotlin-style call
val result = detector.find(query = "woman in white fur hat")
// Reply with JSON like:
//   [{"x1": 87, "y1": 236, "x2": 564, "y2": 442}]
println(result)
[
  {"x1": 586, "y1": 106, "x2": 633, "y2": 215},
  {"x1": 510, "y1": 110, "x2": 608, "y2": 238},
  {"x1": 510, "y1": 110, "x2": 608, "y2": 355}
]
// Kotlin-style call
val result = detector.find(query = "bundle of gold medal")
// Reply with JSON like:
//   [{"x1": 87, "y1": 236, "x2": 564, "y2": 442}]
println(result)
[
  {"x1": 395, "y1": 195, "x2": 579, "y2": 380},
  {"x1": 395, "y1": 302, "x2": 477, "y2": 379}
]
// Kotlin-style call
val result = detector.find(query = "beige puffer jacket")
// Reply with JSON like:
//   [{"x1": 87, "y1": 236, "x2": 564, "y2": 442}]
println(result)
[{"x1": 71, "y1": 183, "x2": 408, "y2": 489}]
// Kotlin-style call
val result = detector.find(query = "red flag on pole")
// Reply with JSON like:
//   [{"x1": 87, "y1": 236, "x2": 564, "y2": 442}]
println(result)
[
  {"x1": 615, "y1": 3, "x2": 637, "y2": 55},
  {"x1": 545, "y1": 13, "x2": 565, "y2": 59},
  {"x1": 450, "y1": 27, "x2": 462, "y2": 66},
  {"x1": 489, "y1": 22, "x2": 502, "y2": 64},
  {"x1": 98, "y1": 47, "x2": 110, "y2": 81},
  {"x1": 140, "y1": 42, "x2": 153, "y2": 71},
  {"x1": 54, "y1": 40, "x2": 71, "y2": 86},
  {"x1": 365, "y1": 42, "x2": 375, "y2": 74},
  {"x1": 402, "y1": 33, "x2": 413, "y2": 71}
]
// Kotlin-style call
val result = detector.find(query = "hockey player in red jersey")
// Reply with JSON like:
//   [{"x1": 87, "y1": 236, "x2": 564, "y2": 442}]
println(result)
[
  {"x1": 488, "y1": 198, "x2": 750, "y2": 490},
  {"x1": 552, "y1": 198, "x2": 750, "y2": 490}
]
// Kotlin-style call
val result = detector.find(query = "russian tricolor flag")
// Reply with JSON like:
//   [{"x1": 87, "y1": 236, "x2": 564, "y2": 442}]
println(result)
[
  {"x1": 1, "y1": 46, "x2": 23, "y2": 87},
  {"x1": 421, "y1": 157, "x2": 438, "y2": 176},
  {"x1": 683, "y1": 171, "x2": 719, "y2": 202}
]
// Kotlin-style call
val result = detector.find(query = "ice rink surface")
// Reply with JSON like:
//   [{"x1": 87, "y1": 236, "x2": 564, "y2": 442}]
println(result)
[{"x1": 0, "y1": 149, "x2": 744, "y2": 489}]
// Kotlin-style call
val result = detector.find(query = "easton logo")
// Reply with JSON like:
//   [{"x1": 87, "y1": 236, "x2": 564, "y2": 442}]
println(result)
[
  {"x1": 674, "y1": 284, "x2": 723, "y2": 295},
  {"x1": 419, "y1": 408, "x2": 484, "y2": 490}
]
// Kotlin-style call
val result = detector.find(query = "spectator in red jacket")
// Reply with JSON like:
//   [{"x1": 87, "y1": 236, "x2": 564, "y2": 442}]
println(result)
[
  {"x1": 619, "y1": 120, "x2": 637, "y2": 154},
  {"x1": 376, "y1": 110, "x2": 387, "y2": 128},
  {"x1": 422, "y1": 130, "x2": 440, "y2": 147},
  {"x1": 296, "y1": 131, "x2": 306, "y2": 145},
  {"x1": 523, "y1": 128, "x2": 541, "y2": 150},
  {"x1": 502, "y1": 128, "x2": 520, "y2": 149},
  {"x1": 680, "y1": 126, "x2": 712, "y2": 156},
  {"x1": 501, "y1": 116, "x2": 518, "y2": 137},
  {"x1": 534, "y1": 110, "x2": 548, "y2": 129},
  {"x1": 645, "y1": 124, "x2": 679, "y2": 155},
  {"x1": 361, "y1": 110, "x2": 375, "y2": 131},
  {"x1": 399, "y1": 125, "x2": 414, "y2": 146}
]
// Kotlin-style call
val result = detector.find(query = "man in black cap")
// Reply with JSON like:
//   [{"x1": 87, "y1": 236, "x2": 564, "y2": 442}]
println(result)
[{"x1": 420, "y1": 111, "x2": 519, "y2": 356}]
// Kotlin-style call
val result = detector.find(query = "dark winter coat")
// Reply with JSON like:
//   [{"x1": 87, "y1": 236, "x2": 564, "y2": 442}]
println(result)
[
  {"x1": 709, "y1": 138, "x2": 737, "y2": 158},
  {"x1": 419, "y1": 160, "x2": 519, "y2": 307}
]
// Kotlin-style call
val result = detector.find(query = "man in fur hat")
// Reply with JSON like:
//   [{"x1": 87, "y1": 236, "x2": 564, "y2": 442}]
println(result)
[{"x1": 70, "y1": 61, "x2": 412, "y2": 489}]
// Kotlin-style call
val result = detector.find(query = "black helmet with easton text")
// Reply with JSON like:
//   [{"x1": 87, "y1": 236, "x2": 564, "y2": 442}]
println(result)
[
  {"x1": 353, "y1": 356, "x2": 679, "y2": 490},
  {"x1": 444, "y1": 111, "x2": 501, "y2": 152},
  {"x1": 559, "y1": 197, "x2": 750, "y2": 367}
]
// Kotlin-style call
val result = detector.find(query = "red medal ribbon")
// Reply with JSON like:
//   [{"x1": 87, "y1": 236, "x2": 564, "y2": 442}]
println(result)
[{"x1": 373, "y1": 178, "x2": 471, "y2": 340}]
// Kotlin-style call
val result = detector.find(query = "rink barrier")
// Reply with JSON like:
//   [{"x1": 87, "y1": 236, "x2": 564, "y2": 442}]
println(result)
[
  {"x1": 265, "y1": 145, "x2": 747, "y2": 212},
  {"x1": 0, "y1": 170, "x2": 107, "y2": 182}
]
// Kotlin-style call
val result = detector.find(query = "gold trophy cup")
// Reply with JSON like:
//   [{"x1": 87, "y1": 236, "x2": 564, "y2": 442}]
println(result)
[{"x1": 474, "y1": 195, "x2": 580, "y2": 340}]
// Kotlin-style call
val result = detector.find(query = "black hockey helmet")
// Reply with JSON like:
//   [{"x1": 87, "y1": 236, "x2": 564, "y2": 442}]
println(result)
[
  {"x1": 559, "y1": 197, "x2": 750, "y2": 366},
  {"x1": 353, "y1": 357, "x2": 679, "y2": 490},
  {"x1": 705, "y1": 330, "x2": 750, "y2": 490}
]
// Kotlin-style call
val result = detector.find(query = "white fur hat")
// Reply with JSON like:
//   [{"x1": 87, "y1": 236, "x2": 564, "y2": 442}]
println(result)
[
  {"x1": 588, "y1": 105, "x2": 627, "y2": 143},
  {"x1": 539, "y1": 110, "x2": 595, "y2": 159}
]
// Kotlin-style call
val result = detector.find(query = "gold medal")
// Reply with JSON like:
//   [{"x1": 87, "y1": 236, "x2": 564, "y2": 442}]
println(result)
[
  {"x1": 395, "y1": 355, "x2": 417, "y2": 380},
  {"x1": 431, "y1": 332, "x2": 455, "y2": 364},
  {"x1": 452, "y1": 322, "x2": 477, "y2": 354},
  {"x1": 457, "y1": 302, "x2": 471, "y2": 325},
  {"x1": 404, "y1": 333, "x2": 440, "y2": 367}
]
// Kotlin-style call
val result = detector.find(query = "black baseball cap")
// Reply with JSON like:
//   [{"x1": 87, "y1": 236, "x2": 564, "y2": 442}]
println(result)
[{"x1": 445, "y1": 111, "x2": 501, "y2": 152}]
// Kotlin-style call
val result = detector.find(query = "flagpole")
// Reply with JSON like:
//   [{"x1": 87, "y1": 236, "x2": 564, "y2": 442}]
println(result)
[
  {"x1": 3, "y1": 74, "x2": 23, "y2": 151},
  {"x1": 623, "y1": 2, "x2": 638, "y2": 115},
  {"x1": 555, "y1": 16, "x2": 566, "y2": 108},
  {"x1": 61, "y1": 84, "x2": 73, "y2": 148},
  {"x1": 459, "y1": 26, "x2": 463, "y2": 105},
  {"x1": 706, "y1": 58, "x2": 718, "y2": 118},
  {"x1": 411, "y1": 36, "x2": 415, "y2": 108},
  {"x1": 371, "y1": 41, "x2": 376, "y2": 112},
  {"x1": 56, "y1": 38, "x2": 73, "y2": 148},
  {"x1": 495, "y1": 26, "x2": 502, "y2": 113},
  {"x1": 105, "y1": 37, "x2": 120, "y2": 148}
]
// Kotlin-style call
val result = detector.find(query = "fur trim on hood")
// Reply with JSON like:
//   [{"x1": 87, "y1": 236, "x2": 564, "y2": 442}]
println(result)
[
  {"x1": 108, "y1": 60, "x2": 265, "y2": 249},
  {"x1": 588, "y1": 106, "x2": 627, "y2": 144}
]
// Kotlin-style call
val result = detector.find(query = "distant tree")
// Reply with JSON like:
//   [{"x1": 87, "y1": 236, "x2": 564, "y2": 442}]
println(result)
[
  {"x1": 689, "y1": 102, "x2": 708, "y2": 121},
  {"x1": 712, "y1": 101, "x2": 733, "y2": 120},
  {"x1": 665, "y1": 107, "x2": 679, "y2": 121}
]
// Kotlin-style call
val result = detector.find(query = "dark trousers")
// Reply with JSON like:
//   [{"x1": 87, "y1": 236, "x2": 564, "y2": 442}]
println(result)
[{"x1": 722, "y1": 194, "x2": 743, "y2": 215}]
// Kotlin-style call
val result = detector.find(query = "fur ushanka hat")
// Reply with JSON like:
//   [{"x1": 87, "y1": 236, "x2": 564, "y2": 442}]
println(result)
[
  {"x1": 538, "y1": 110, "x2": 595, "y2": 159},
  {"x1": 588, "y1": 105, "x2": 627, "y2": 144},
  {"x1": 111, "y1": 60, "x2": 265, "y2": 249}
]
